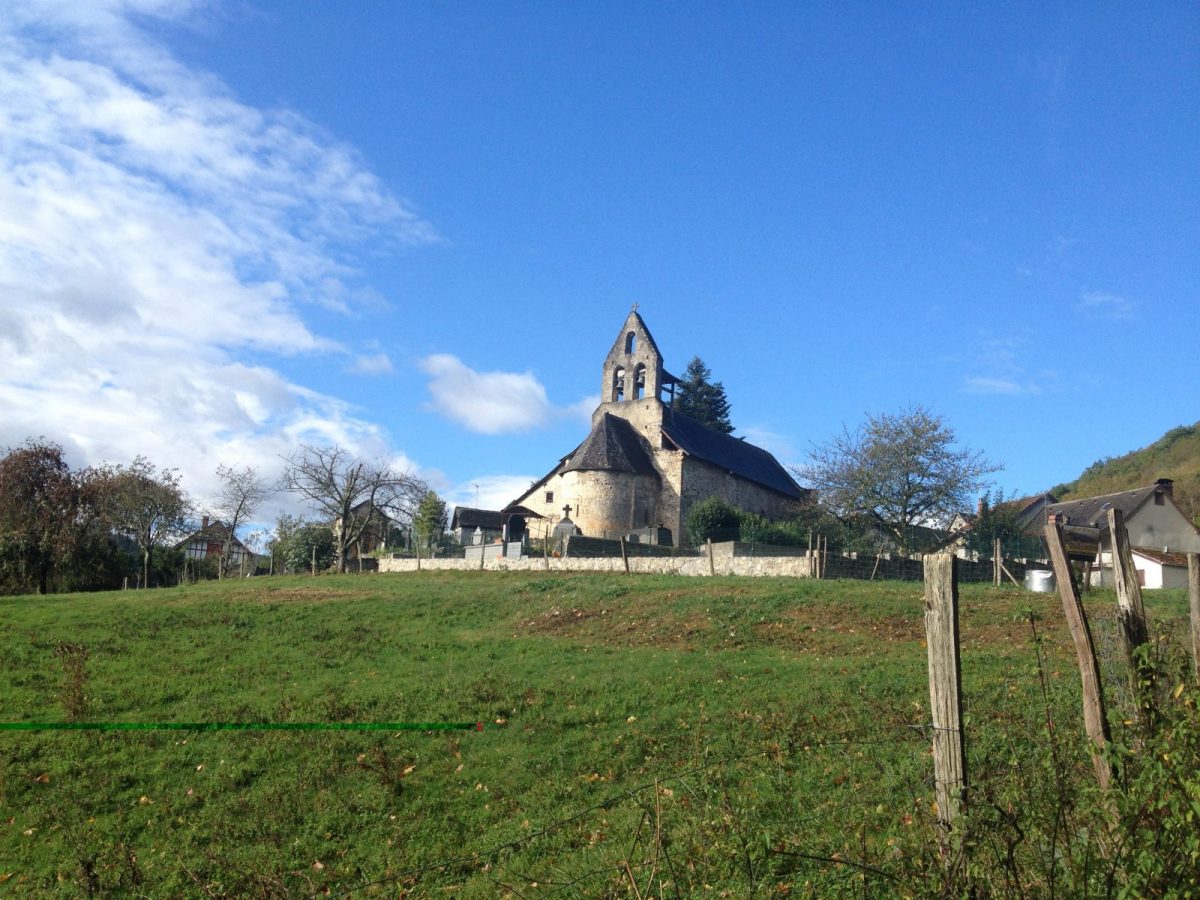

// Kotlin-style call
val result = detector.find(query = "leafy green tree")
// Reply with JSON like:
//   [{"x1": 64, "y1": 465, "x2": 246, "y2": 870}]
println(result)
[
  {"x1": 673, "y1": 356, "x2": 733, "y2": 434},
  {"x1": 0, "y1": 440, "x2": 78, "y2": 594},
  {"x1": 685, "y1": 497, "x2": 741, "y2": 546},
  {"x1": 964, "y1": 489, "x2": 1022, "y2": 556},
  {"x1": 798, "y1": 405, "x2": 999, "y2": 555},
  {"x1": 0, "y1": 439, "x2": 129, "y2": 594},
  {"x1": 270, "y1": 514, "x2": 335, "y2": 574},
  {"x1": 412, "y1": 490, "x2": 448, "y2": 551},
  {"x1": 87, "y1": 457, "x2": 191, "y2": 588}
]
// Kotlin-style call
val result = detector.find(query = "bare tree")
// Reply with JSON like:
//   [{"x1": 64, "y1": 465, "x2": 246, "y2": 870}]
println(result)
[
  {"x1": 211, "y1": 464, "x2": 271, "y2": 578},
  {"x1": 278, "y1": 444, "x2": 425, "y2": 573},
  {"x1": 88, "y1": 457, "x2": 191, "y2": 588},
  {"x1": 796, "y1": 405, "x2": 1000, "y2": 555}
]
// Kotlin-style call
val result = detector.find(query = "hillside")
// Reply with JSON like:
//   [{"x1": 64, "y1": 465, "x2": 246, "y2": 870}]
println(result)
[
  {"x1": 1051, "y1": 421, "x2": 1200, "y2": 523},
  {"x1": 1, "y1": 572, "x2": 1196, "y2": 895}
]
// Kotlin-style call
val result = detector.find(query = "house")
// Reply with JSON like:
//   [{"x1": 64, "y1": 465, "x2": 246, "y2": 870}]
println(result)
[
  {"x1": 950, "y1": 492, "x2": 1058, "y2": 559},
  {"x1": 505, "y1": 311, "x2": 810, "y2": 546},
  {"x1": 1043, "y1": 480, "x2": 1200, "y2": 588},
  {"x1": 335, "y1": 501, "x2": 396, "y2": 557},
  {"x1": 1128, "y1": 548, "x2": 1190, "y2": 590},
  {"x1": 175, "y1": 517, "x2": 254, "y2": 569},
  {"x1": 450, "y1": 507, "x2": 505, "y2": 545}
]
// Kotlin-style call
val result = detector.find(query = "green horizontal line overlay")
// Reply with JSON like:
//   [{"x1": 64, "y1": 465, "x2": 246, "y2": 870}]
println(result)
[{"x1": 0, "y1": 722, "x2": 483, "y2": 732}]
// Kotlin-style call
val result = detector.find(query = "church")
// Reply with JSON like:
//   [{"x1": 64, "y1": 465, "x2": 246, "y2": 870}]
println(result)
[{"x1": 503, "y1": 311, "x2": 809, "y2": 547}]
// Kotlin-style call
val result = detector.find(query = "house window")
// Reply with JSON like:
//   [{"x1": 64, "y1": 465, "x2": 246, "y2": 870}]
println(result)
[
  {"x1": 545, "y1": 491, "x2": 554, "y2": 504},
  {"x1": 1154, "y1": 493, "x2": 1164, "y2": 505}
]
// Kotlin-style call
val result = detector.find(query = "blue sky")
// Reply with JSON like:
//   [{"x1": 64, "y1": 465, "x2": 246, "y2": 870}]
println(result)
[{"x1": 1, "y1": 1, "x2": 1196, "y2": 528}]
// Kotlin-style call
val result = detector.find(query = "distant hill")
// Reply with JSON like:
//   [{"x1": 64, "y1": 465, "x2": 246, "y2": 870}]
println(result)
[{"x1": 1050, "y1": 422, "x2": 1200, "y2": 524}]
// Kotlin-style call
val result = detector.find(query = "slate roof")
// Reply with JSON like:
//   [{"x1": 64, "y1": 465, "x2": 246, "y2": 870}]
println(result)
[
  {"x1": 661, "y1": 409, "x2": 807, "y2": 500},
  {"x1": 451, "y1": 507, "x2": 505, "y2": 531},
  {"x1": 1131, "y1": 547, "x2": 1188, "y2": 568},
  {"x1": 1044, "y1": 484, "x2": 1164, "y2": 530},
  {"x1": 562, "y1": 413, "x2": 657, "y2": 476}
]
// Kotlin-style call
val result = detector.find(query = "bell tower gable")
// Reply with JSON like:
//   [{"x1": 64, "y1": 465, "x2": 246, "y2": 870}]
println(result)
[{"x1": 601, "y1": 309, "x2": 665, "y2": 405}]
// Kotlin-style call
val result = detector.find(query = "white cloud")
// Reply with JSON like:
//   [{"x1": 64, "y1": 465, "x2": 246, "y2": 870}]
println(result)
[
  {"x1": 1077, "y1": 290, "x2": 1134, "y2": 321},
  {"x1": 444, "y1": 474, "x2": 542, "y2": 512},
  {"x1": 418, "y1": 354, "x2": 556, "y2": 434},
  {"x1": 350, "y1": 353, "x2": 395, "y2": 375},
  {"x1": 417, "y1": 355, "x2": 598, "y2": 434},
  {"x1": 958, "y1": 333, "x2": 1049, "y2": 397},
  {"x1": 0, "y1": 1, "x2": 435, "y2": 513},
  {"x1": 738, "y1": 426, "x2": 797, "y2": 464},
  {"x1": 962, "y1": 376, "x2": 1038, "y2": 396}
]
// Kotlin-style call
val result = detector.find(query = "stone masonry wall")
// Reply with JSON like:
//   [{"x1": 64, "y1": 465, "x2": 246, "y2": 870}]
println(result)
[
  {"x1": 678, "y1": 457, "x2": 802, "y2": 538},
  {"x1": 378, "y1": 554, "x2": 815, "y2": 577}
]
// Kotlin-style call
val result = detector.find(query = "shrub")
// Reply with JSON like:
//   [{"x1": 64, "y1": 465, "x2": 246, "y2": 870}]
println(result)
[{"x1": 685, "y1": 497, "x2": 741, "y2": 546}]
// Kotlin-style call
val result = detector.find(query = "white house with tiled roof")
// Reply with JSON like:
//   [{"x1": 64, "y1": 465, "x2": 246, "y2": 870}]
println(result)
[{"x1": 1044, "y1": 480, "x2": 1200, "y2": 588}]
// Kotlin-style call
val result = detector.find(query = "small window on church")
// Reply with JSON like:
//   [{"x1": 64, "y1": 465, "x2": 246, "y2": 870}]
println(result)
[
  {"x1": 634, "y1": 363, "x2": 646, "y2": 400},
  {"x1": 625, "y1": 332, "x2": 636, "y2": 354},
  {"x1": 613, "y1": 366, "x2": 625, "y2": 402},
  {"x1": 545, "y1": 491, "x2": 554, "y2": 504}
]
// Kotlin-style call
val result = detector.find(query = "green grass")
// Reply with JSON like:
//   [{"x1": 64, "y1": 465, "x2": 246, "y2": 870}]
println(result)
[{"x1": 1, "y1": 572, "x2": 1195, "y2": 896}]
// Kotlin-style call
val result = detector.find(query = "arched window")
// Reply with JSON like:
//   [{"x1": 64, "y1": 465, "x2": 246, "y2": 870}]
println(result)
[
  {"x1": 612, "y1": 366, "x2": 625, "y2": 402},
  {"x1": 633, "y1": 364, "x2": 646, "y2": 400},
  {"x1": 625, "y1": 332, "x2": 637, "y2": 354}
]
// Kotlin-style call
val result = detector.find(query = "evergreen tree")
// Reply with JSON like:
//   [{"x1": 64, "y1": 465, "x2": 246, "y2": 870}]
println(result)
[
  {"x1": 673, "y1": 356, "x2": 734, "y2": 433},
  {"x1": 413, "y1": 490, "x2": 448, "y2": 551}
]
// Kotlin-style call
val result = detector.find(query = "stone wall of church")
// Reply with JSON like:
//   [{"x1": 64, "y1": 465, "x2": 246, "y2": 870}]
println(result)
[
  {"x1": 571, "y1": 470, "x2": 660, "y2": 537},
  {"x1": 517, "y1": 469, "x2": 661, "y2": 540},
  {"x1": 678, "y1": 457, "x2": 804, "y2": 542}
]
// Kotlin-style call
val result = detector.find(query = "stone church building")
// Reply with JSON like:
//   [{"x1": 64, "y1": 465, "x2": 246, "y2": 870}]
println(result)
[{"x1": 505, "y1": 311, "x2": 809, "y2": 546}]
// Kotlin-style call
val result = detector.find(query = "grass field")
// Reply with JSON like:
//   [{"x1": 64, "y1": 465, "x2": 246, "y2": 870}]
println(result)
[{"x1": 1, "y1": 572, "x2": 1196, "y2": 896}]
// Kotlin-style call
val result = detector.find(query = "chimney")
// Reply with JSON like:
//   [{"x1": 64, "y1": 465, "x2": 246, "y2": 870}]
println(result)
[
  {"x1": 1155, "y1": 478, "x2": 1174, "y2": 497},
  {"x1": 202, "y1": 516, "x2": 209, "y2": 530}
]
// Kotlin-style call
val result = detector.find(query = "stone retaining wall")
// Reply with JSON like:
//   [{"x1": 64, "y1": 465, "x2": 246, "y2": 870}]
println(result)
[{"x1": 377, "y1": 554, "x2": 815, "y2": 577}]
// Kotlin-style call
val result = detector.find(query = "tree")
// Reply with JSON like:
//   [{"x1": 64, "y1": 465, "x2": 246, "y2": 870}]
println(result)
[
  {"x1": 278, "y1": 444, "x2": 426, "y2": 573},
  {"x1": 269, "y1": 514, "x2": 334, "y2": 574},
  {"x1": 0, "y1": 440, "x2": 79, "y2": 594},
  {"x1": 412, "y1": 490, "x2": 448, "y2": 552},
  {"x1": 88, "y1": 457, "x2": 191, "y2": 588},
  {"x1": 964, "y1": 489, "x2": 1040, "y2": 558},
  {"x1": 797, "y1": 405, "x2": 1000, "y2": 555},
  {"x1": 211, "y1": 464, "x2": 271, "y2": 578},
  {"x1": 673, "y1": 356, "x2": 734, "y2": 433},
  {"x1": 685, "y1": 496, "x2": 741, "y2": 546}
]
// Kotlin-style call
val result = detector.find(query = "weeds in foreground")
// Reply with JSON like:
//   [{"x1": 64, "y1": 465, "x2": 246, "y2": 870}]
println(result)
[{"x1": 52, "y1": 641, "x2": 88, "y2": 721}]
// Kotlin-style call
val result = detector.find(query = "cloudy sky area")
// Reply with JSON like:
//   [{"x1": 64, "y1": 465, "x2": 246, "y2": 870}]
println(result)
[{"x1": 1, "y1": 1, "x2": 1196, "y2": 530}]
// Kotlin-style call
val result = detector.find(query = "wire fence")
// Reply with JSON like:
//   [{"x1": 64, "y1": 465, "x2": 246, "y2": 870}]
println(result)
[{"x1": 429, "y1": 527, "x2": 1052, "y2": 585}]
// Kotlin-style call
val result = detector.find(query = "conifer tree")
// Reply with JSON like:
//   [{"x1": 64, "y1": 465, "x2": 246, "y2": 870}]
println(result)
[{"x1": 673, "y1": 356, "x2": 734, "y2": 433}]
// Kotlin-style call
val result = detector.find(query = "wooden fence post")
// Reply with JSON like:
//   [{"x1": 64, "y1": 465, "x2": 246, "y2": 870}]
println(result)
[
  {"x1": 619, "y1": 536, "x2": 630, "y2": 574},
  {"x1": 923, "y1": 552, "x2": 967, "y2": 837},
  {"x1": 1189, "y1": 553, "x2": 1200, "y2": 685},
  {"x1": 1044, "y1": 516, "x2": 1112, "y2": 791},
  {"x1": 707, "y1": 538, "x2": 715, "y2": 576},
  {"x1": 993, "y1": 538, "x2": 1001, "y2": 587},
  {"x1": 1107, "y1": 508, "x2": 1153, "y2": 718}
]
